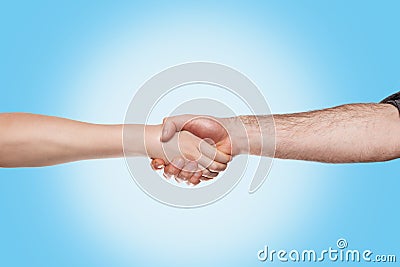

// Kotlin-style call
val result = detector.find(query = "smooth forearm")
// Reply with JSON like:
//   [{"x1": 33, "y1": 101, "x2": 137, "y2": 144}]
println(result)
[
  {"x1": 233, "y1": 104, "x2": 400, "y2": 163},
  {"x1": 0, "y1": 113, "x2": 124, "y2": 167}
]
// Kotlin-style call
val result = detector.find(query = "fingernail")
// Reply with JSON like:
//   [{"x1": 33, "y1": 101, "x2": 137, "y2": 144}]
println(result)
[
  {"x1": 190, "y1": 179, "x2": 200, "y2": 186},
  {"x1": 155, "y1": 164, "x2": 164, "y2": 169}
]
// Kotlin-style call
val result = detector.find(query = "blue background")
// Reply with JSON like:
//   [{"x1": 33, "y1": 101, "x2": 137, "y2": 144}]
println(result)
[{"x1": 0, "y1": 1, "x2": 399, "y2": 266}]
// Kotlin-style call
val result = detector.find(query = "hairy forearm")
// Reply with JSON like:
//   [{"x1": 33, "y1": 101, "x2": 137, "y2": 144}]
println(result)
[
  {"x1": 0, "y1": 113, "x2": 124, "y2": 167},
  {"x1": 235, "y1": 104, "x2": 400, "y2": 163}
]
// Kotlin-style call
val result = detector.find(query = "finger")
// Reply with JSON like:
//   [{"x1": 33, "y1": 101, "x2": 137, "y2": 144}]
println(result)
[
  {"x1": 189, "y1": 171, "x2": 202, "y2": 185},
  {"x1": 201, "y1": 168, "x2": 219, "y2": 178},
  {"x1": 200, "y1": 176, "x2": 213, "y2": 181},
  {"x1": 161, "y1": 115, "x2": 195, "y2": 142},
  {"x1": 197, "y1": 163, "x2": 217, "y2": 177},
  {"x1": 177, "y1": 161, "x2": 197, "y2": 181},
  {"x1": 163, "y1": 158, "x2": 185, "y2": 178},
  {"x1": 175, "y1": 176, "x2": 185, "y2": 183},
  {"x1": 160, "y1": 120, "x2": 177, "y2": 142},
  {"x1": 164, "y1": 164, "x2": 180, "y2": 179},
  {"x1": 209, "y1": 161, "x2": 227, "y2": 172},
  {"x1": 170, "y1": 157, "x2": 186, "y2": 170},
  {"x1": 151, "y1": 158, "x2": 165, "y2": 170},
  {"x1": 196, "y1": 153, "x2": 227, "y2": 172},
  {"x1": 198, "y1": 140, "x2": 231, "y2": 163},
  {"x1": 195, "y1": 163, "x2": 219, "y2": 180},
  {"x1": 178, "y1": 171, "x2": 192, "y2": 181},
  {"x1": 181, "y1": 160, "x2": 199, "y2": 172}
]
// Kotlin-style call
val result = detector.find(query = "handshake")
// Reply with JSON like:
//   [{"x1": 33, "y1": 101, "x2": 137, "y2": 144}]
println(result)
[
  {"x1": 2, "y1": 97, "x2": 397, "y2": 170},
  {"x1": 124, "y1": 114, "x2": 271, "y2": 185}
]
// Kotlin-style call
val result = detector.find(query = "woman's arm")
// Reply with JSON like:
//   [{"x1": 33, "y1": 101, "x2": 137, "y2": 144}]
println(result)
[
  {"x1": 0, "y1": 113, "x2": 229, "y2": 180},
  {"x1": 0, "y1": 113, "x2": 123, "y2": 167}
]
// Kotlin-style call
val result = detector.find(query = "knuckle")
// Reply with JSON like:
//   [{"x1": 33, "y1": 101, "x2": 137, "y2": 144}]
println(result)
[
  {"x1": 218, "y1": 163, "x2": 227, "y2": 171},
  {"x1": 217, "y1": 153, "x2": 231, "y2": 164},
  {"x1": 223, "y1": 154, "x2": 233, "y2": 163}
]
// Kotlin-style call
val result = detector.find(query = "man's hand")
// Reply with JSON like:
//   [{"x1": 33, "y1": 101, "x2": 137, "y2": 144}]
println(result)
[
  {"x1": 144, "y1": 124, "x2": 230, "y2": 185},
  {"x1": 151, "y1": 115, "x2": 245, "y2": 183}
]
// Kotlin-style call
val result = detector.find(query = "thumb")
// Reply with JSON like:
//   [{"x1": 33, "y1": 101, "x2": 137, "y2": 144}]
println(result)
[
  {"x1": 160, "y1": 115, "x2": 195, "y2": 142},
  {"x1": 160, "y1": 119, "x2": 177, "y2": 142}
]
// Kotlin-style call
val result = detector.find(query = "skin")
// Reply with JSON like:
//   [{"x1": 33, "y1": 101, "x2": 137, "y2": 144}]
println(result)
[
  {"x1": 151, "y1": 103, "x2": 400, "y2": 180},
  {"x1": 0, "y1": 113, "x2": 230, "y2": 185},
  {"x1": 152, "y1": 115, "x2": 234, "y2": 182},
  {"x1": 3, "y1": 103, "x2": 399, "y2": 185}
]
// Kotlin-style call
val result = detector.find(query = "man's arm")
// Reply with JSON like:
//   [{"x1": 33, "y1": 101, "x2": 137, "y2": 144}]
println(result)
[
  {"x1": 236, "y1": 103, "x2": 400, "y2": 163},
  {"x1": 152, "y1": 97, "x2": 400, "y2": 176}
]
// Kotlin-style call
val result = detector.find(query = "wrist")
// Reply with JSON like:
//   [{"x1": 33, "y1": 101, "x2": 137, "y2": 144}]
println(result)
[
  {"x1": 221, "y1": 117, "x2": 256, "y2": 155},
  {"x1": 144, "y1": 124, "x2": 163, "y2": 158},
  {"x1": 225, "y1": 116, "x2": 275, "y2": 156},
  {"x1": 123, "y1": 124, "x2": 164, "y2": 158}
]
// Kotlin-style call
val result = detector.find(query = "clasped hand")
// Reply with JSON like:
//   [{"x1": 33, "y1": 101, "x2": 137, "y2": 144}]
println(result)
[{"x1": 146, "y1": 115, "x2": 243, "y2": 185}]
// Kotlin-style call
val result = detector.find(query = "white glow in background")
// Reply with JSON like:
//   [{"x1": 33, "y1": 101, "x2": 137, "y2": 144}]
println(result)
[{"x1": 62, "y1": 13, "x2": 328, "y2": 265}]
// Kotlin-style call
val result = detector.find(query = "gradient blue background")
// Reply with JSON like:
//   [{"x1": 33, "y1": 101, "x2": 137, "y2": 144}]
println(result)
[{"x1": 0, "y1": 1, "x2": 399, "y2": 266}]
